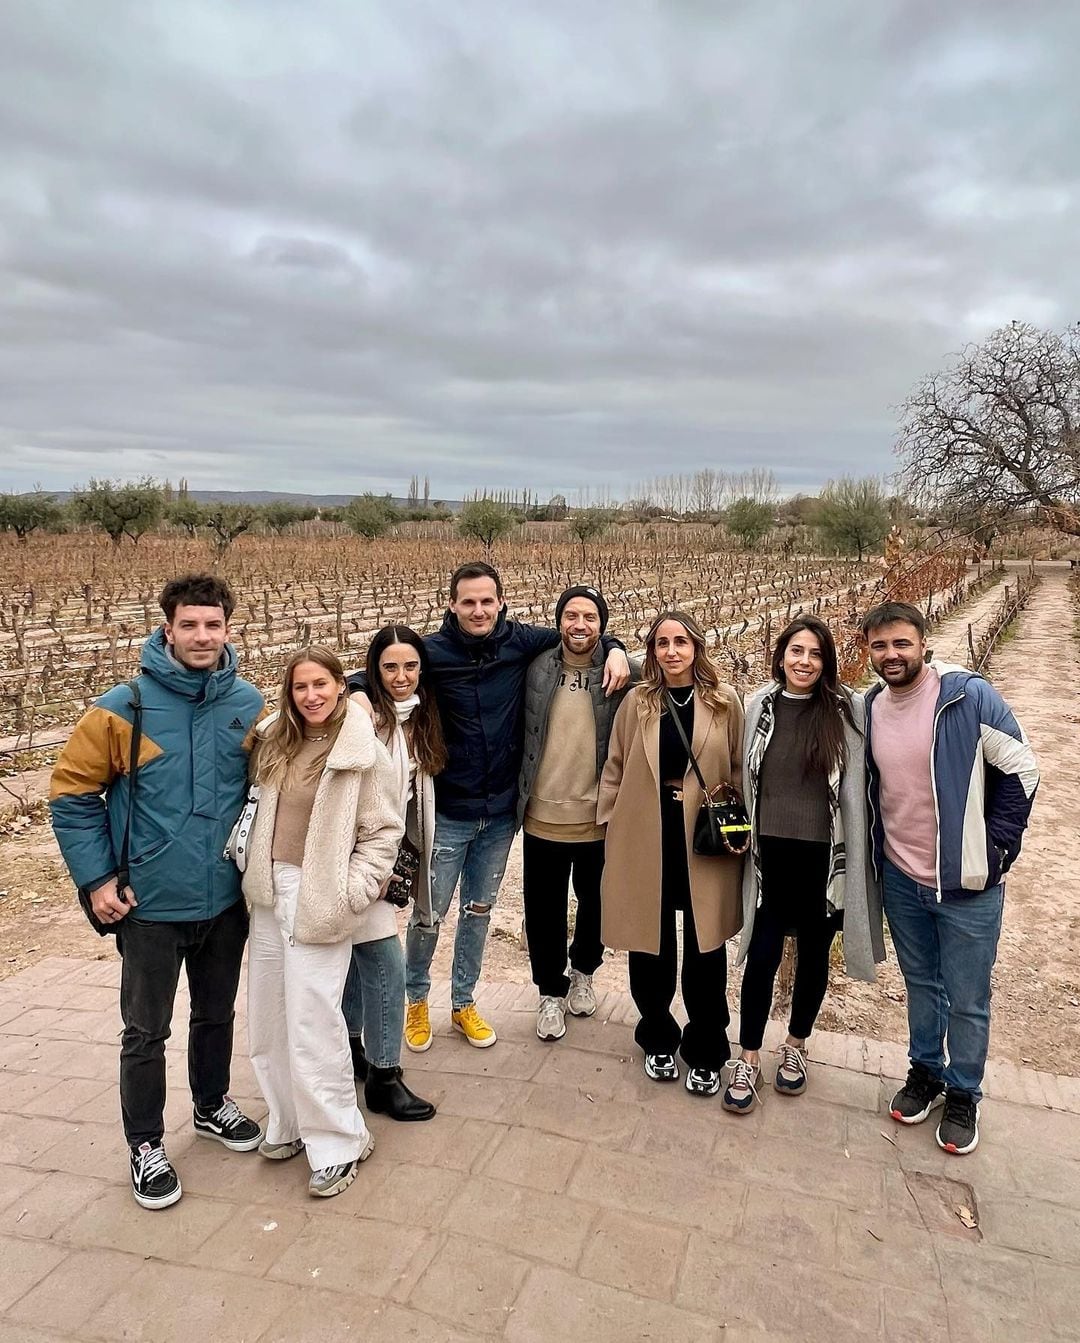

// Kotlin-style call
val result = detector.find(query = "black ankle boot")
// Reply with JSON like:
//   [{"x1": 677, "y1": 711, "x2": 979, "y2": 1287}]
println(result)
[
  {"x1": 349, "y1": 1037, "x2": 368, "y2": 1082},
  {"x1": 364, "y1": 1066, "x2": 436, "y2": 1122}
]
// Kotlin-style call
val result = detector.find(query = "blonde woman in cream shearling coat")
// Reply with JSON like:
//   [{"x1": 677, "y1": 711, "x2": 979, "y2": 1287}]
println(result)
[{"x1": 243, "y1": 649, "x2": 402, "y2": 1200}]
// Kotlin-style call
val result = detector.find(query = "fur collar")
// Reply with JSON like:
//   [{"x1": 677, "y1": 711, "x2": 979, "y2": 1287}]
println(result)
[{"x1": 256, "y1": 700, "x2": 377, "y2": 772}]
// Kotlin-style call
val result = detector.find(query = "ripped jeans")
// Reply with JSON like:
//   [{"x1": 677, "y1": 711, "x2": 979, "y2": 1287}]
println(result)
[{"x1": 404, "y1": 811, "x2": 516, "y2": 1009}]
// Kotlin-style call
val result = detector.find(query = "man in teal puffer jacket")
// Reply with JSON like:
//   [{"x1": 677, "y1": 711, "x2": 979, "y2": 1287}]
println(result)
[{"x1": 50, "y1": 574, "x2": 266, "y2": 1210}]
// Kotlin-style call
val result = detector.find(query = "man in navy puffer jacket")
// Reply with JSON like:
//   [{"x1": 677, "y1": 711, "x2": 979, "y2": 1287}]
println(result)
[{"x1": 352, "y1": 562, "x2": 629, "y2": 1051}]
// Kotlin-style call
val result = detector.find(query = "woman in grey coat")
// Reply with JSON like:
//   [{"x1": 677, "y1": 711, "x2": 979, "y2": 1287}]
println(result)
[{"x1": 723, "y1": 616, "x2": 884, "y2": 1115}]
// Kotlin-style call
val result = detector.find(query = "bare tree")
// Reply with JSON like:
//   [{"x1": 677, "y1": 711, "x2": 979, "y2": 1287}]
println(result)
[
  {"x1": 690, "y1": 469, "x2": 725, "y2": 517},
  {"x1": 897, "y1": 321, "x2": 1080, "y2": 538}
]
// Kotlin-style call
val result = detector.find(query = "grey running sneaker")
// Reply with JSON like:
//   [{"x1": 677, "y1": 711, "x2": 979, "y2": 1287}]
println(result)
[
  {"x1": 309, "y1": 1160, "x2": 359, "y2": 1198},
  {"x1": 536, "y1": 995, "x2": 567, "y2": 1041},
  {"x1": 936, "y1": 1089, "x2": 980, "y2": 1155},
  {"x1": 643, "y1": 1053, "x2": 679, "y2": 1081},
  {"x1": 566, "y1": 969, "x2": 597, "y2": 1017},
  {"x1": 259, "y1": 1138, "x2": 305, "y2": 1160},
  {"x1": 774, "y1": 1043, "x2": 808, "y2": 1096},
  {"x1": 890, "y1": 1063, "x2": 946, "y2": 1125},
  {"x1": 722, "y1": 1058, "x2": 762, "y2": 1114},
  {"x1": 308, "y1": 1132, "x2": 374, "y2": 1198}
]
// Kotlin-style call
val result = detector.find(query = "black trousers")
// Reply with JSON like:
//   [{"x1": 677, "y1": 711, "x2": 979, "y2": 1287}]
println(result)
[
  {"x1": 738, "y1": 836, "x2": 843, "y2": 1051},
  {"x1": 522, "y1": 833, "x2": 605, "y2": 998},
  {"x1": 116, "y1": 898, "x2": 248, "y2": 1147},
  {"x1": 628, "y1": 790, "x2": 730, "y2": 1071}
]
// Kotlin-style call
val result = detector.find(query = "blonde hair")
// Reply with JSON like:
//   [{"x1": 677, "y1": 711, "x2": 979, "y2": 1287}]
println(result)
[
  {"x1": 253, "y1": 645, "x2": 348, "y2": 790},
  {"x1": 638, "y1": 610, "x2": 731, "y2": 719}
]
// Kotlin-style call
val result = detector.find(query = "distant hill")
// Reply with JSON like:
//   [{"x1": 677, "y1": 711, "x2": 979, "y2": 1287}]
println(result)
[{"x1": 41, "y1": 489, "x2": 466, "y2": 513}]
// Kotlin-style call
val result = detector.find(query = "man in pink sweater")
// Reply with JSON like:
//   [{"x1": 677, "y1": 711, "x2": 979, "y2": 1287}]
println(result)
[{"x1": 862, "y1": 601, "x2": 1038, "y2": 1156}]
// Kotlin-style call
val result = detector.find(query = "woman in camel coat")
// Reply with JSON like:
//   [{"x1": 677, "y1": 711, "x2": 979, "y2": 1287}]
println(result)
[{"x1": 598, "y1": 610, "x2": 745, "y2": 1097}]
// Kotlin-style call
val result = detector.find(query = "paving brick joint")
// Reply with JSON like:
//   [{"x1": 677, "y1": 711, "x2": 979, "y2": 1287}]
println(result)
[{"x1": 1, "y1": 956, "x2": 1079, "y2": 1341}]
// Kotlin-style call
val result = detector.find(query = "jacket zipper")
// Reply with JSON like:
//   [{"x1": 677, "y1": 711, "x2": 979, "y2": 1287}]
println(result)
[{"x1": 929, "y1": 689, "x2": 966, "y2": 901}]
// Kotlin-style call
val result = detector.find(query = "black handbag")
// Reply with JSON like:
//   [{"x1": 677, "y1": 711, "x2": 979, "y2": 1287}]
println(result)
[
  {"x1": 77, "y1": 679, "x2": 142, "y2": 936},
  {"x1": 385, "y1": 836, "x2": 421, "y2": 908},
  {"x1": 663, "y1": 690, "x2": 751, "y2": 858}
]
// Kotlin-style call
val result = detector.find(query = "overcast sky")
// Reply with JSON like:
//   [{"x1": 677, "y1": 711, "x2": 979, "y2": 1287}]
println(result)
[{"x1": 2, "y1": 1, "x2": 1078, "y2": 501}]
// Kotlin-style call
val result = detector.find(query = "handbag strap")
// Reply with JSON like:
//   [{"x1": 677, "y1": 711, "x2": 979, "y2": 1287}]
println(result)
[
  {"x1": 662, "y1": 689, "x2": 711, "y2": 797},
  {"x1": 117, "y1": 679, "x2": 143, "y2": 882}
]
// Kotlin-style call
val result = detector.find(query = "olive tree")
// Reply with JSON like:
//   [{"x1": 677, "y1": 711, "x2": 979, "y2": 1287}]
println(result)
[
  {"x1": 457, "y1": 499, "x2": 515, "y2": 555},
  {"x1": 204, "y1": 503, "x2": 255, "y2": 552},
  {"x1": 72, "y1": 478, "x2": 164, "y2": 546},
  {"x1": 816, "y1": 477, "x2": 890, "y2": 560},
  {"x1": 343, "y1": 492, "x2": 399, "y2": 539},
  {"x1": 725, "y1": 497, "x2": 774, "y2": 548},
  {"x1": 0, "y1": 491, "x2": 63, "y2": 540}
]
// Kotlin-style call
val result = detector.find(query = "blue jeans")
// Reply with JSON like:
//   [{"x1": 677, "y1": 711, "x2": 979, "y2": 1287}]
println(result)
[
  {"x1": 882, "y1": 860, "x2": 1004, "y2": 1100},
  {"x1": 405, "y1": 811, "x2": 516, "y2": 1009},
  {"x1": 341, "y1": 935, "x2": 405, "y2": 1069}
]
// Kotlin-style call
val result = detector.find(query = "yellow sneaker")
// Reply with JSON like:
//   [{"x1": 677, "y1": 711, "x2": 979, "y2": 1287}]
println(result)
[
  {"x1": 451, "y1": 1004, "x2": 497, "y2": 1049},
  {"x1": 405, "y1": 1000, "x2": 432, "y2": 1053}
]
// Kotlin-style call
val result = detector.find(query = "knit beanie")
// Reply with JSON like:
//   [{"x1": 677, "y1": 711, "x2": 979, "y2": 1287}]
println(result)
[{"x1": 554, "y1": 585, "x2": 609, "y2": 633}]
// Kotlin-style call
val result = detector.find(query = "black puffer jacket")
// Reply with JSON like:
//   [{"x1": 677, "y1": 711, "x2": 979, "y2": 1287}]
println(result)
[{"x1": 351, "y1": 610, "x2": 624, "y2": 820}]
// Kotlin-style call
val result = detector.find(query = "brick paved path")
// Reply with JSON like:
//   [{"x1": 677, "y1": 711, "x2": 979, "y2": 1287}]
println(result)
[{"x1": 1, "y1": 956, "x2": 1078, "y2": 1341}]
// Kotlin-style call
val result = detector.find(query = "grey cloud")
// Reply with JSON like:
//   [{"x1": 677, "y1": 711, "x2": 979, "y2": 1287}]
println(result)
[{"x1": 2, "y1": 0, "x2": 1079, "y2": 498}]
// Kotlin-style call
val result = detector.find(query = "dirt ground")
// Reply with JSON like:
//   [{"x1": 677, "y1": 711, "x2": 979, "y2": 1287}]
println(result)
[{"x1": 2, "y1": 564, "x2": 1078, "y2": 1074}]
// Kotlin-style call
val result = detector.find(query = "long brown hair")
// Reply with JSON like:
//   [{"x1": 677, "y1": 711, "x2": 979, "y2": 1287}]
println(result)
[
  {"x1": 365, "y1": 625, "x2": 447, "y2": 776},
  {"x1": 769, "y1": 616, "x2": 856, "y2": 777},
  {"x1": 639, "y1": 610, "x2": 731, "y2": 719},
  {"x1": 253, "y1": 645, "x2": 348, "y2": 789}
]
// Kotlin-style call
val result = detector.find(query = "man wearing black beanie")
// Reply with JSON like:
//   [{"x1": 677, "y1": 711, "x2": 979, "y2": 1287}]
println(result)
[{"x1": 517, "y1": 586, "x2": 637, "y2": 1041}]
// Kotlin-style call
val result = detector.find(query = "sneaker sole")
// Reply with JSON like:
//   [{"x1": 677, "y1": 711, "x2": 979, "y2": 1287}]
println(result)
[
  {"x1": 194, "y1": 1124, "x2": 263, "y2": 1152},
  {"x1": 566, "y1": 1001, "x2": 596, "y2": 1018},
  {"x1": 405, "y1": 1034, "x2": 433, "y2": 1053},
  {"x1": 890, "y1": 1092, "x2": 946, "y2": 1125},
  {"x1": 721, "y1": 1096, "x2": 758, "y2": 1114},
  {"x1": 537, "y1": 1026, "x2": 566, "y2": 1041},
  {"x1": 132, "y1": 1181, "x2": 183, "y2": 1211},
  {"x1": 453, "y1": 1021, "x2": 497, "y2": 1048},
  {"x1": 774, "y1": 1077, "x2": 807, "y2": 1096}
]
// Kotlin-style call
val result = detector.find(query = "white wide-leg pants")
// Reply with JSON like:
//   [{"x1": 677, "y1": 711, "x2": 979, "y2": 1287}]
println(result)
[{"x1": 248, "y1": 862, "x2": 369, "y2": 1171}]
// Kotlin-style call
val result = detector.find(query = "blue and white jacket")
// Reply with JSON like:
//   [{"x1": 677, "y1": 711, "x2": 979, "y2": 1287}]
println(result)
[{"x1": 865, "y1": 662, "x2": 1038, "y2": 899}]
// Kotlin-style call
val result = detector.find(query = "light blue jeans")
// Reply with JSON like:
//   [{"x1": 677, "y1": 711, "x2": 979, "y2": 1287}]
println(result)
[
  {"x1": 405, "y1": 811, "x2": 516, "y2": 1009},
  {"x1": 342, "y1": 936, "x2": 406, "y2": 1070},
  {"x1": 883, "y1": 860, "x2": 1004, "y2": 1100}
]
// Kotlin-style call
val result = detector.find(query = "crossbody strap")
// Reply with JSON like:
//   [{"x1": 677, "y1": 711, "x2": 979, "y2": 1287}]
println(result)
[
  {"x1": 662, "y1": 690, "x2": 710, "y2": 797},
  {"x1": 117, "y1": 679, "x2": 143, "y2": 883}
]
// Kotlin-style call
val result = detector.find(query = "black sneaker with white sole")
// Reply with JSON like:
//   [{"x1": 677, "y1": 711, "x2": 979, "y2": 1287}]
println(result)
[
  {"x1": 685, "y1": 1066, "x2": 721, "y2": 1097},
  {"x1": 889, "y1": 1063, "x2": 946, "y2": 1125},
  {"x1": 193, "y1": 1096, "x2": 263, "y2": 1151},
  {"x1": 130, "y1": 1141, "x2": 182, "y2": 1210},
  {"x1": 643, "y1": 1053, "x2": 679, "y2": 1081},
  {"x1": 936, "y1": 1088, "x2": 980, "y2": 1155}
]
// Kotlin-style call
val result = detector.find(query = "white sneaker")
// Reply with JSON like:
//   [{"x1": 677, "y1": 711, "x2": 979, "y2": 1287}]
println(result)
[
  {"x1": 536, "y1": 995, "x2": 567, "y2": 1041},
  {"x1": 566, "y1": 969, "x2": 597, "y2": 1017}
]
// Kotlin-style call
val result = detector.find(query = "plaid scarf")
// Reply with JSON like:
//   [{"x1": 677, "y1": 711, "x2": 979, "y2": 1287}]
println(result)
[{"x1": 746, "y1": 687, "x2": 846, "y2": 913}]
